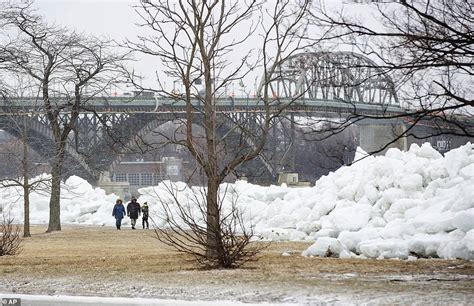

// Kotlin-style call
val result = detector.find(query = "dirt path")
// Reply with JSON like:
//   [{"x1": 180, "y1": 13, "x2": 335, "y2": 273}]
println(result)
[{"x1": 1, "y1": 225, "x2": 473, "y2": 304}]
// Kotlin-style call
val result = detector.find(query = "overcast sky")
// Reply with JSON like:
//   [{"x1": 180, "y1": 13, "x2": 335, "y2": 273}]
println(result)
[
  {"x1": 33, "y1": 0, "x2": 260, "y2": 94},
  {"x1": 35, "y1": 0, "x2": 139, "y2": 39},
  {"x1": 33, "y1": 1, "x2": 164, "y2": 93},
  {"x1": 29, "y1": 0, "x2": 376, "y2": 95}
]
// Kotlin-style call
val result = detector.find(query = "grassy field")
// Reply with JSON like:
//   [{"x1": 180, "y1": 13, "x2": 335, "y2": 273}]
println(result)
[{"x1": 1, "y1": 225, "x2": 473, "y2": 303}]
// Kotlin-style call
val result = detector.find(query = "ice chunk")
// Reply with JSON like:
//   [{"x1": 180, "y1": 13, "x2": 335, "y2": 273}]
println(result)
[
  {"x1": 338, "y1": 227, "x2": 381, "y2": 253},
  {"x1": 452, "y1": 209, "x2": 474, "y2": 232},
  {"x1": 329, "y1": 204, "x2": 372, "y2": 232},
  {"x1": 359, "y1": 238, "x2": 409, "y2": 259},
  {"x1": 302, "y1": 237, "x2": 344, "y2": 257}
]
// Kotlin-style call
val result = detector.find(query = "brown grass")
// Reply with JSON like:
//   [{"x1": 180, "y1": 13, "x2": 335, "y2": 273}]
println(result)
[{"x1": 1, "y1": 225, "x2": 473, "y2": 301}]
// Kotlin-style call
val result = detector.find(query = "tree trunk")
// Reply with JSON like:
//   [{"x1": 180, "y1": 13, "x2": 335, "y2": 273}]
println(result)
[
  {"x1": 23, "y1": 184, "x2": 31, "y2": 237},
  {"x1": 46, "y1": 153, "x2": 64, "y2": 232},
  {"x1": 22, "y1": 130, "x2": 31, "y2": 238},
  {"x1": 206, "y1": 176, "x2": 222, "y2": 261}
]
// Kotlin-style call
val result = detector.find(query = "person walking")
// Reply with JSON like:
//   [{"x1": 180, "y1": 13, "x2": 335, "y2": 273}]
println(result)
[
  {"x1": 112, "y1": 199, "x2": 126, "y2": 230},
  {"x1": 127, "y1": 198, "x2": 141, "y2": 230},
  {"x1": 141, "y1": 202, "x2": 149, "y2": 229}
]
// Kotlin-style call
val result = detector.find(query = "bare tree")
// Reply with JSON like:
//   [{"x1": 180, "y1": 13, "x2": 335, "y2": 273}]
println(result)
[
  {"x1": 0, "y1": 213, "x2": 22, "y2": 256},
  {"x1": 127, "y1": 0, "x2": 312, "y2": 267},
  {"x1": 0, "y1": 125, "x2": 51, "y2": 237},
  {"x1": 1, "y1": 1, "x2": 128, "y2": 232},
  {"x1": 307, "y1": 0, "x2": 473, "y2": 153},
  {"x1": 0, "y1": 87, "x2": 52, "y2": 237},
  {"x1": 0, "y1": 74, "x2": 52, "y2": 238}
]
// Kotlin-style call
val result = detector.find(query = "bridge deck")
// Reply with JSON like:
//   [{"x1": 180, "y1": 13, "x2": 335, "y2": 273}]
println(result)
[{"x1": 1, "y1": 97, "x2": 405, "y2": 117}]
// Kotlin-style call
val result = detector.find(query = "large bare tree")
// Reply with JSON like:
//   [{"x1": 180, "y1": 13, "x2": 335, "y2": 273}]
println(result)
[
  {"x1": 1, "y1": 1, "x2": 127, "y2": 232},
  {"x1": 127, "y1": 0, "x2": 312, "y2": 267}
]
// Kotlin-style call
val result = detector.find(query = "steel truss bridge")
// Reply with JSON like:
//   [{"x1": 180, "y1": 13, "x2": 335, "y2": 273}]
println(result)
[{"x1": 0, "y1": 51, "x2": 419, "y2": 183}]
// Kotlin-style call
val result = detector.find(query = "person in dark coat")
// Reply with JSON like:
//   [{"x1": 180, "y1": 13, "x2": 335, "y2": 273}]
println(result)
[
  {"x1": 112, "y1": 199, "x2": 126, "y2": 230},
  {"x1": 141, "y1": 202, "x2": 149, "y2": 229},
  {"x1": 127, "y1": 198, "x2": 141, "y2": 230}
]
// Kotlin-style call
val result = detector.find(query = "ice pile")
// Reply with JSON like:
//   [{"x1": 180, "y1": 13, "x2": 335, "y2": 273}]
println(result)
[
  {"x1": 1, "y1": 142, "x2": 473, "y2": 260},
  {"x1": 295, "y1": 143, "x2": 474, "y2": 260},
  {"x1": 219, "y1": 142, "x2": 472, "y2": 260},
  {"x1": 0, "y1": 176, "x2": 119, "y2": 226}
]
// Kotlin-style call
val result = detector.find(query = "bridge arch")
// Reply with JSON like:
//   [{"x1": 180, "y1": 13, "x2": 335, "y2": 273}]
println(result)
[
  {"x1": 262, "y1": 51, "x2": 399, "y2": 105},
  {"x1": 0, "y1": 115, "x2": 96, "y2": 181},
  {"x1": 108, "y1": 113, "x2": 276, "y2": 179}
]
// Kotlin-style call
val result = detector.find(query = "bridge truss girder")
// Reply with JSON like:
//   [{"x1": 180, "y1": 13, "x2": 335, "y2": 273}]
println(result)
[
  {"x1": 0, "y1": 110, "x2": 296, "y2": 184},
  {"x1": 265, "y1": 51, "x2": 399, "y2": 105}
]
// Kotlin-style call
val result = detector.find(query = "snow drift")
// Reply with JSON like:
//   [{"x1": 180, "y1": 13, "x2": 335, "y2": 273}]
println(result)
[{"x1": 1, "y1": 142, "x2": 473, "y2": 260}]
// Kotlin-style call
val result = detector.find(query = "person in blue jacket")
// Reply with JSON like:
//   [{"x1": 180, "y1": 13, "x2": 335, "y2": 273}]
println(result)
[{"x1": 112, "y1": 199, "x2": 126, "y2": 230}]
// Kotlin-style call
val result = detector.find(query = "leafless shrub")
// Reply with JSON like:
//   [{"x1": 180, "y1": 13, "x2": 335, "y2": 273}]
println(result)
[
  {"x1": 0, "y1": 213, "x2": 22, "y2": 256},
  {"x1": 150, "y1": 182, "x2": 266, "y2": 269}
]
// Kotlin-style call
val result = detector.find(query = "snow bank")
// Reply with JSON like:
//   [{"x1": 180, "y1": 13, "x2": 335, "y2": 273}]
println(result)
[
  {"x1": 1, "y1": 142, "x2": 473, "y2": 260},
  {"x1": 299, "y1": 142, "x2": 474, "y2": 260},
  {"x1": 0, "y1": 175, "x2": 119, "y2": 227}
]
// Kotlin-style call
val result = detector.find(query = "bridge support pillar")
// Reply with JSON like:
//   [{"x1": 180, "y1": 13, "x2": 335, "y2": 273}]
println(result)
[{"x1": 357, "y1": 120, "x2": 408, "y2": 155}]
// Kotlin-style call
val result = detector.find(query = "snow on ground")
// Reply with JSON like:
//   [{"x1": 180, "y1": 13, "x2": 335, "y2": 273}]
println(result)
[{"x1": 1, "y1": 142, "x2": 473, "y2": 260}]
